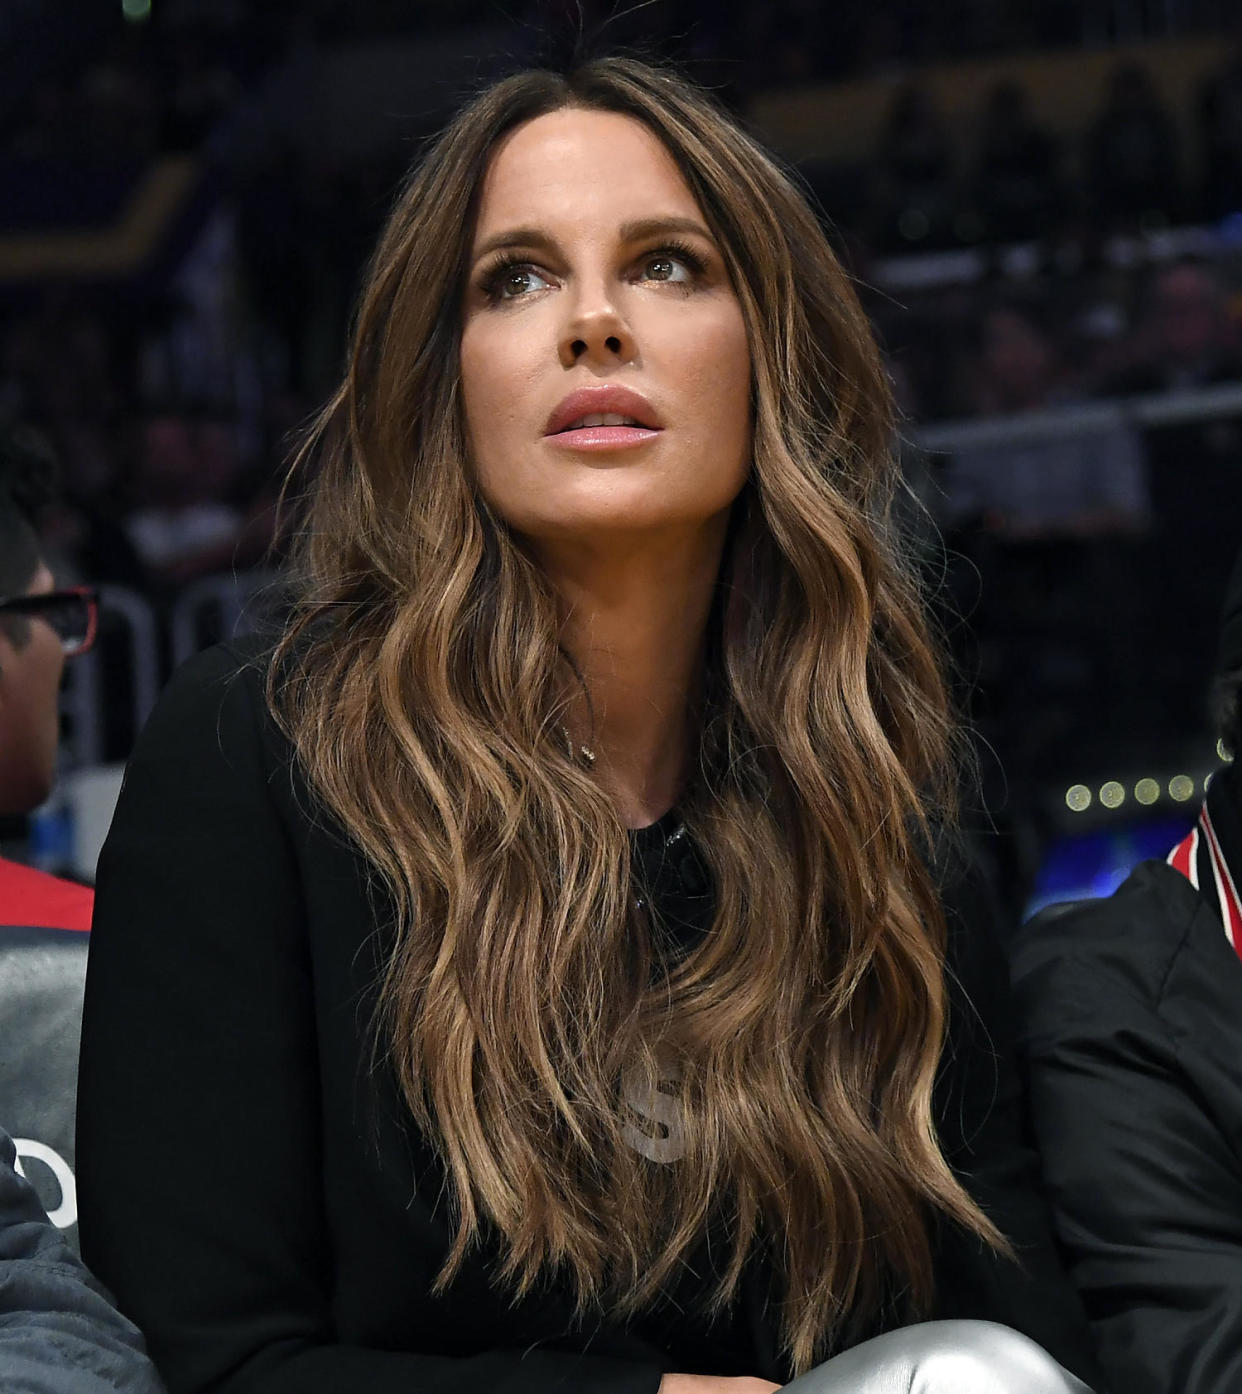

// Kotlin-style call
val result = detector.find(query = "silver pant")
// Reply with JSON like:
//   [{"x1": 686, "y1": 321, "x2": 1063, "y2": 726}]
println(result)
[{"x1": 783, "y1": 1321, "x2": 1095, "y2": 1394}]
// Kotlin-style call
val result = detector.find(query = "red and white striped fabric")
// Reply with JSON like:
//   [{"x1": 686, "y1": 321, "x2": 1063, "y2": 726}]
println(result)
[{"x1": 1168, "y1": 805, "x2": 1242, "y2": 959}]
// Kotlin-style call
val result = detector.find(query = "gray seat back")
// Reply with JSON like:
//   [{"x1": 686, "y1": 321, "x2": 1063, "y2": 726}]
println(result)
[{"x1": 0, "y1": 926, "x2": 89, "y2": 1252}]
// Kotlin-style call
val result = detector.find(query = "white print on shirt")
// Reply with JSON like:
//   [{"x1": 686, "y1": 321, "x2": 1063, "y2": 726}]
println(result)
[
  {"x1": 13, "y1": 1137, "x2": 77, "y2": 1229},
  {"x1": 621, "y1": 1057, "x2": 687, "y2": 1163}
]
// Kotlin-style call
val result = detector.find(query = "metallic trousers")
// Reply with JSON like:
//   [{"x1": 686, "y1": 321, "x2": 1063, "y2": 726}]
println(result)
[{"x1": 783, "y1": 1321, "x2": 1095, "y2": 1394}]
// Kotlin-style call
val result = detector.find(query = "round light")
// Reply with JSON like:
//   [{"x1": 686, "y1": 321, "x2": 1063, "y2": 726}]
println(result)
[
  {"x1": 1218, "y1": 738, "x2": 1234, "y2": 764},
  {"x1": 1205, "y1": 772, "x2": 1214, "y2": 792},
  {"x1": 1169, "y1": 775, "x2": 1196, "y2": 803},
  {"x1": 1134, "y1": 778, "x2": 1160, "y2": 806},
  {"x1": 1099, "y1": 781, "x2": 1126, "y2": 809},
  {"x1": 1065, "y1": 784, "x2": 1092, "y2": 813}
]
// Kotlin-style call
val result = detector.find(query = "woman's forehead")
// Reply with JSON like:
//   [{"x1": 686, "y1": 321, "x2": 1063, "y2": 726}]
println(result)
[{"x1": 471, "y1": 109, "x2": 702, "y2": 250}]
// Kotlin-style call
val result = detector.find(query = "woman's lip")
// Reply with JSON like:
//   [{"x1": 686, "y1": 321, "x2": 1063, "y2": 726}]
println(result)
[
  {"x1": 544, "y1": 425, "x2": 662, "y2": 451},
  {"x1": 544, "y1": 386, "x2": 663, "y2": 436}
]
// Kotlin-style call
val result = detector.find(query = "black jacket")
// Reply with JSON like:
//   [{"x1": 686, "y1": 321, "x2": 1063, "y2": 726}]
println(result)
[
  {"x1": 1012, "y1": 839, "x2": 1242, "y2": 1394},
  {"x1": 77, "y1": 642, "x2": 1097, "y2": 1394}
]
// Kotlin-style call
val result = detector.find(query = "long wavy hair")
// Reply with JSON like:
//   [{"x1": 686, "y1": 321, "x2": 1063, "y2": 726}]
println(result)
[{"x1": 271, "y1": 57, "x2": 1002, "y2": 1373}]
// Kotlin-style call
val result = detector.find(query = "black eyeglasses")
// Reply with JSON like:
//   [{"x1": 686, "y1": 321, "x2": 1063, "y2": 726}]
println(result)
[{"x1": 0, "y1": 586, "x2": 98, "y2": 657}]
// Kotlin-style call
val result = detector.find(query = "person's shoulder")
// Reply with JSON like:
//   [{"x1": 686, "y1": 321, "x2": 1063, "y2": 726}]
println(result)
[
  {"x1": 163, "y1": 633, "x2": 275, "y2": 702},
  {"x1": 131, "y1": 635, "x2": 285, "y2": 777},
  {"x1": 0, "y1": 857, "x2": 92, "y2": 933},
  {"x1": 1011, "y1": 859, "x2": 1202, "y2": 1013},
  {"x1": 160, "y1": 633, "x2": 276, "y2": 712}
]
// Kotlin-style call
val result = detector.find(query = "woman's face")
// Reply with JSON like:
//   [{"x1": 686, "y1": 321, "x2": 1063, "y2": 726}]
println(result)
[{"x1": 460, "y1": 108, "x2": 752, "y2": 549}]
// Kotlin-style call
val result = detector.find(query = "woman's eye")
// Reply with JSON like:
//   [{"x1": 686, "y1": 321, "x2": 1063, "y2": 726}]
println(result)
[
  {"x1": 489, "y1": 265, "x2": 551, "y2": 300},
  {"x1": 641, "y1": 254, "x2": 693, "y2": 284}
]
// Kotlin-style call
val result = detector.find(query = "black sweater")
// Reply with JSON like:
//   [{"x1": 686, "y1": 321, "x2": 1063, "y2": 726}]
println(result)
[{"x1": 77, "y1": 642, "x2": 1098, "y2": 1394}]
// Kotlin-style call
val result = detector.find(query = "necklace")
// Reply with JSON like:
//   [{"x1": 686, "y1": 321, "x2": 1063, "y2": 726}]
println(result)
[{"x1": 560, "y1": 724, "x2": 596, "y2": 770}]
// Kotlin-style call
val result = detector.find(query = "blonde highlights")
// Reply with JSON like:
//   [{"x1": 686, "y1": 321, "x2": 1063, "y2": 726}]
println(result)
[{"x1": 271, "y1": 58, "x2": 1002, "y2": 1373}]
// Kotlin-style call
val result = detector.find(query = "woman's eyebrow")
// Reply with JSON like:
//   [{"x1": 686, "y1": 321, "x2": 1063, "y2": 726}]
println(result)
[
  {"x1": 616, "y1": 215, "x2": 714, "y2": 245},
  {"x1": 472, "y1": 226, "x2": 560, "y2": 263},
  {"x1": 470, "y1": 216, "x2": 716, "y2": 266}
]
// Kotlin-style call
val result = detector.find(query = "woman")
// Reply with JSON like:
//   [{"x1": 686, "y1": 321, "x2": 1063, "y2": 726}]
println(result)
[{"x1": 77, "y1": 59, "x2": 1098, "y2": 1394}]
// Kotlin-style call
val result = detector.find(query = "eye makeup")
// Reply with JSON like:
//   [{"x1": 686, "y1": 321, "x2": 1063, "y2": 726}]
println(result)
[{"x1": 476, "y1": 239, "x2": 712, "y2": 305}]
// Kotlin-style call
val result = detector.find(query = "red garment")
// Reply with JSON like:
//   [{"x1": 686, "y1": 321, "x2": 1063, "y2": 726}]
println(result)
[
  {"x1": 0, "y1": 856, "x2": 92, "y2": 932},
  {"x1": 1167, "y1": 801, "x2": 1242, "y2": 960}
]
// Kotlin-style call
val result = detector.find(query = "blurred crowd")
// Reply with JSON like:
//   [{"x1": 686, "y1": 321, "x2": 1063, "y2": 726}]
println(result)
[
  {"x1": 870, "y1": 249, "x2": 1242, "y2": 421},
  {"x1": 817, "y1": 55, "x2": 1242, "y2": 254},
  {"x1": 2, "y1": 0, "x2": 1242, "y2": 810}
]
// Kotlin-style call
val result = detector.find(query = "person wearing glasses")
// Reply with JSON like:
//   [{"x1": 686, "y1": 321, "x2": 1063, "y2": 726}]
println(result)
[
  {"x1": 0, "y1": 430, "x2": 165, "y2": 1393},
  {"x1": 0, "y1": 428, "x2": 97, "y2": 944}
]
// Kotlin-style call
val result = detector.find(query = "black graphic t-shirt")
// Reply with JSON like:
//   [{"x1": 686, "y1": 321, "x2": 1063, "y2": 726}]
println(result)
[{"x1": 626, "y1": 812, "x2": 764, "y2": 1372}]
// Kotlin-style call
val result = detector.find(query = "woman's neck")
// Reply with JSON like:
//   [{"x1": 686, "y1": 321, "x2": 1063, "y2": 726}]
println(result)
[{"x1": 533, "y1": 519, "x2": 728, "y2": 829}]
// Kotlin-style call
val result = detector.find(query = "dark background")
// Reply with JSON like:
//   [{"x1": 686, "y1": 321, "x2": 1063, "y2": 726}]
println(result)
[{"x1": 4, "y1": 0, "x2": 1241, "y2": 917}]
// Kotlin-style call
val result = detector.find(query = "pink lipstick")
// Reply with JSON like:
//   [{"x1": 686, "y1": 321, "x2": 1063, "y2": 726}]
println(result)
[{"x1": 544, "y1": 385, "x2": 663, "y2": 452}]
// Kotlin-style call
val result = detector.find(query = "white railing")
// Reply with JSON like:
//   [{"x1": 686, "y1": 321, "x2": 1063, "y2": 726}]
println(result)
[
  {"x1": 912, "y1": 379, "x2": 1242, "y2": 454},
  {"x1": 60, "y1": 584, "x2": 162, "y2": 770},
  {"x1": 169, "y1": 568, "x2": 282, "y2": 668},
  {"x1": 875, "y1": 222, "x2": 1234, "y2": 294}
]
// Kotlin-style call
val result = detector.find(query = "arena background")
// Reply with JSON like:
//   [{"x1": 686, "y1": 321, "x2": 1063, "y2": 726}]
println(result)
[{"x1": 3, "y1": 0, "x2": 1241, "y2": 925}]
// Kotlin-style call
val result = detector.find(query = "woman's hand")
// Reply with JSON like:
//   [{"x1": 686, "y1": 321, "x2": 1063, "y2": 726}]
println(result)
[{"x1": 658, "y1": 1377, "x2": 782, "y2": 1393}]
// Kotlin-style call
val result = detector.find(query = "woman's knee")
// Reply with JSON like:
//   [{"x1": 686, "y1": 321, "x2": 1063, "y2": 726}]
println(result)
[
  {"x1": 915, "y1": 1321, "x2": 1092, "y2": 1392},
  {"x1": 784, "y1": 1320, "x2": 1094, "y2": 1394}
]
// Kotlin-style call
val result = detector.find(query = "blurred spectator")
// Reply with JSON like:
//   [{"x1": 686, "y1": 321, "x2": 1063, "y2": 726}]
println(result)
[
  {"x1": 944, "y1": 303, "x2": 1148, "y2": 539},
  {"x1": 940, "y1": 302, "x2": 1151, "y2": 768},
  {"x1": 158, "y1": 26, "x2": 241, "y2": 153},
  {"x1": 1, "y1": 299, "x2": 117, "y2": 427},
  {"x1": 1108, "y1": 258, "x2": 1242, "y2": 394},
  {"x1": 970, "y1": 82, "x2": 1062, "y2": 243},
  {"x1": 7, "y1": 81, "x2": 77, "y2": 161},
  {"x1": 125, "y1": 415, "x2": 244, "y2": 588},
  {"x1": 1199, "y1": 33, "x2": 1242, "y2": 218},
  {"x1": 1086, "y1": 63, "x2": 1182, "y2": 227},
  {"x1": 1107, "y1": 260, "x2": 1242, "y2": 728},
  {"x1": 80, "y1": 53, "x2": 157, "y2": 167},
  {"x1": 869, "y1": 81, "x2": 958, "y2": 249}
]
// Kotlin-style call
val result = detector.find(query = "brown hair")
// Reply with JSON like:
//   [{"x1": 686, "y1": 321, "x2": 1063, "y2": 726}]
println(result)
[{"x1": 271, "y1": 57, "x2": 1001, "y2": 1373}]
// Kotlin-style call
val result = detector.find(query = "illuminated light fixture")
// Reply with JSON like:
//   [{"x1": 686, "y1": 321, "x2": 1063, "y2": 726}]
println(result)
[
  {"x1": 1099, "y1": 781, "x2": 1125, "y2": 809},
  {"x1": 122, "y1": 0, "x2": 151, "y2": 21},
  {"x1": 1134, "y1": 778, "x2": 1160, "y2": 806},
  {"x1": 1065, "y1": 784, "x2": 1092, "y2": 813},
  {"x1": 1168, "y1": 775, "x2": 1196, "y2": 803},
  {"x1": 1205, "y1": 772, "x2": 1214, "y2": 792},
  {"x1": 1219, "y1": 738, "x2": 1235, "y2": 764}
]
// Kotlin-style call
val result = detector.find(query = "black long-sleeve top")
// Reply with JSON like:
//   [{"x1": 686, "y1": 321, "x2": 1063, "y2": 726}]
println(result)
[{"x1": 76, "y1": 642, "x2": 1099, "y2": 1394}]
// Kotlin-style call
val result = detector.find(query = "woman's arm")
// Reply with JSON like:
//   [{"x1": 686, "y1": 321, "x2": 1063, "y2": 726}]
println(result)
[{"x1": 76, "y1": 644, "x2": 663, "y2": 1394}]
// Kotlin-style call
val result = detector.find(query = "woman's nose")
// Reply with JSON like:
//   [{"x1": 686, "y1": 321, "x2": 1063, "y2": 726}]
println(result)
[{"x1": 558, "y1": 281, "x2": 636, "y2": 369}]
